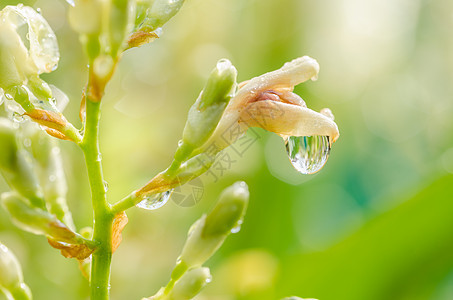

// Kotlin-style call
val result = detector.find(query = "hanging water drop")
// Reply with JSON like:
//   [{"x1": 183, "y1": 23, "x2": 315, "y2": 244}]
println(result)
[
  {"x1": 231, "y1": 220, "x2": 243, "y2": 234},
  {"x1": 103, "y1": 181, "x2": 109, "y2": 192},
  {"x1": 285, "y1": 135, "x2": 331, "y2": 174},
  {"x1": 136, "y1": 190, "x2": 173, "y2": 210}
]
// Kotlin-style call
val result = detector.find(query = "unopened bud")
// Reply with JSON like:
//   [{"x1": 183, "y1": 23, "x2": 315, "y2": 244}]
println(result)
[
  {"x1": 0, "y1": 119, "x2": 45, "y2": 209},
  {"x1": 27, "y1": 125, "x2": 74, "y2": 229},
  {"x1": 140, "y1": 0, "x2": 185, "y2": 31},
  {"x1": 179, "y1": 182, "x2": 249, "y2": 267},
  {"x1": 1, "y1": 192, "x2": 78, "y2": 243},
  {"x1": 109, "y1": 0, "x2": 135, "y2": 56},
  {"x1": 174, "y1": 59, "x2": 236, "y2": 164},
  {"x1": 169, "y1": 267, "x2": 211, "y2": 300},
  {"x1": 0, "y1": 242, "x2": 32, "y2": 300},
  {"x1": 203, "y1": 181, "x2": 249, "y2": 237}
]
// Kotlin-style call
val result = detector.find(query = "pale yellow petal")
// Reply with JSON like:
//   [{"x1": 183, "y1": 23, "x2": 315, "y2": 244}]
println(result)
[
  {"x1": 240, "y1": 100, "x2": 339, "y2": 142},
  {"x1": 229, "y1": 56, "x2": 319, "y2": 110}
]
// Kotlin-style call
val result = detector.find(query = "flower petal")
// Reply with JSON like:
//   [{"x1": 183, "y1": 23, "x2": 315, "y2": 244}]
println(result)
[
  {"x1": 240, "y1": 100, "x2": 339, "y2": 141},
  {"x1": 229, "y1": 56, "x2": 319, "y2": 110},
  {"x1": 2, "y1": 5, "x2": 59, "y2": 74}
]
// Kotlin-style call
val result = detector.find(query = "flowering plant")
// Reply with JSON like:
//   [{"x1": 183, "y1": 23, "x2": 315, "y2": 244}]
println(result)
[{"x1": 0, "y1": 1, "x2": 338, "y2": 300}]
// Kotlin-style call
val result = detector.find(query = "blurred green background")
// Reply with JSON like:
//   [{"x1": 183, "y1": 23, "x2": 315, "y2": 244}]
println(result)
[{"x1": 1, "y1": 0, "x2": 453, "y2": 299}]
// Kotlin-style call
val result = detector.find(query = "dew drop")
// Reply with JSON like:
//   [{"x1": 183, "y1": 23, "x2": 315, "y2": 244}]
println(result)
[
  {"x1": 12, "y1": 112, "x2": 25, "y2": 123},
  {"x1": 23, "y1": 138, "x2": 32, "y2": 148},
  {"x1": 103, "y1": 181, "x2": 109, "y2": 192},
  {"x1": 285, "y1": 135, "x2": 331, "y2": 174},
  {"x1": 136, "y1": 190, "x2": 173, "y2": 210},
  {"x1": 231, "y1": 220, "x2": 243, "y2": 233},
  {"x1": 49, "y1": 175, "x2": 56, "y2": 182}
]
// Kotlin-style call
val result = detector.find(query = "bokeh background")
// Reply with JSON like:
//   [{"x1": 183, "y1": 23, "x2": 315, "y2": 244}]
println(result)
[{"x1": 1, "y1": 0, "x2": 453, "y2": 299}]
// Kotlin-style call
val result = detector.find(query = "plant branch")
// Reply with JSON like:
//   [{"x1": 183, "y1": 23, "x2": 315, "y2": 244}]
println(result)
[{"x1": 81, "y1": 92, "x2": 113, "y2": 300}]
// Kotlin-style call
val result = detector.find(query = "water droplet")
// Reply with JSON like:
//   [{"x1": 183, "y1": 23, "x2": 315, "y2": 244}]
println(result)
[
  {"x1": 103, "y1": 181, "x2": 109, "y2": 192},
  {"x1": 65, "y1": 0, "x2": 75, "y2": 7},
  {"x1": 136, "y1": 190, "x2": 173, "y2": 210},
  {"x1": 178, "y1": 140, "x2": 183, "y2": 147},
  {"x1": 153, "y1": 27, "x2": 163, "y2": 37},
  {"x1": 231, "y1": 220, "x2": 243, "y2": 233},
  {"x1": 12, "y1": 112, "x2": 25, "y2": 123},
  {"x1": 49, "y1": 175, "x2": 56, "y2": 182},
  {"x1": 285, "y1": 135, "x2": 331, "y2": 174},
  {"x1": 23, "y1": 138, "x2": 32, "y2": 148},
  {"x1": 96, "y1": 154, "x2": 102, "y2": 162}
]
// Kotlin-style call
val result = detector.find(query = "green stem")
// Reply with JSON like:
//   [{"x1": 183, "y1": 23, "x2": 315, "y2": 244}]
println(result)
[
  {"x1": 111, "y1": 193, "x2": 137, "y2": 215},
  {"x1": 81, "y1": 99, "x2": 113, "y2": 300}
]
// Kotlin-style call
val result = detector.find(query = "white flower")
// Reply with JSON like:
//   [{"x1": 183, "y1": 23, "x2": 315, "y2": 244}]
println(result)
[
  {"x1": 201, "y1": 56, "x2": 339, "y2": 151},
  {"x1": 0, "y1": 5, "x2": 59, "y2": 90}
]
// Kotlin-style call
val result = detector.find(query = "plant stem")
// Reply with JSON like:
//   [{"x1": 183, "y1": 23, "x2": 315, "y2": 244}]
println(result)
[{"x1": 81, "y1": 98, "x2": 113, "y2": 300}]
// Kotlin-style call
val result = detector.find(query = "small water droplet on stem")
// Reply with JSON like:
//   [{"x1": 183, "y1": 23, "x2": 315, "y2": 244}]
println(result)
[{"x1": 136, "y1": 190, "x2": 174, "y2": 210}]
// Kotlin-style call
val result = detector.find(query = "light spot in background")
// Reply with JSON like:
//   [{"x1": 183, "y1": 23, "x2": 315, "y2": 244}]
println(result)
[
  {"x1": 265, "y1": 133, "x2": 314, "y2": 185},
  {"x1": 113, "y1": 83, "x2": 167, "y2": 119},
  {"x1": 441, "y1": 148, "x2": 453, "y2": 174},
  {"x1": 308, "y1": 0, "x2": 420, "y2": 103},
  {"x1": 207, "y1": 249, "x2": 278, "y2": 297},
  {"x1": 293, "y1": 183, "x2": 363, "y2": 251},
  {"x1": 190, "y1": 43, "x2": 233, "y2": 79},
  {"x1": 361, "y1": 75, "x2": 430, "y2": 142}
]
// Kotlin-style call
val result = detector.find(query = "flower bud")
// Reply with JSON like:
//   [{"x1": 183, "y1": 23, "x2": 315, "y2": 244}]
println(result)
[
  {"x1": 1, "y1": 192, "x2": 78, "y2": 244},
  {"x1": 0, "y1": 118, "x2": 45, "y2": 209},
  {"x1": 179, "y1": 182, "x2": 249, "y2": 267},
  {"x1": 174, "y1": 59, "x2": 236, "y2": 164},
  {"x1": 0, "y1": 243, "x2": 23, "y2": 291},
  {"x1": 169, "y1": 267, "x2": 211, "y2": 300},
  {"x1": 203, "y1": 181, "x2": 249, "y2": 237},
  {"x1": 0, "y1": 243, "x2": 32, "y2": 300},
  {"x1": 26, "y1": 124, "x2": 75, "y2": 229},
  {"x1": 109, "y1": 0, "x2": 135, "y2": 56},
  {"x1": 141, "y1": 0, "x2": 185, "y2": 31}
]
